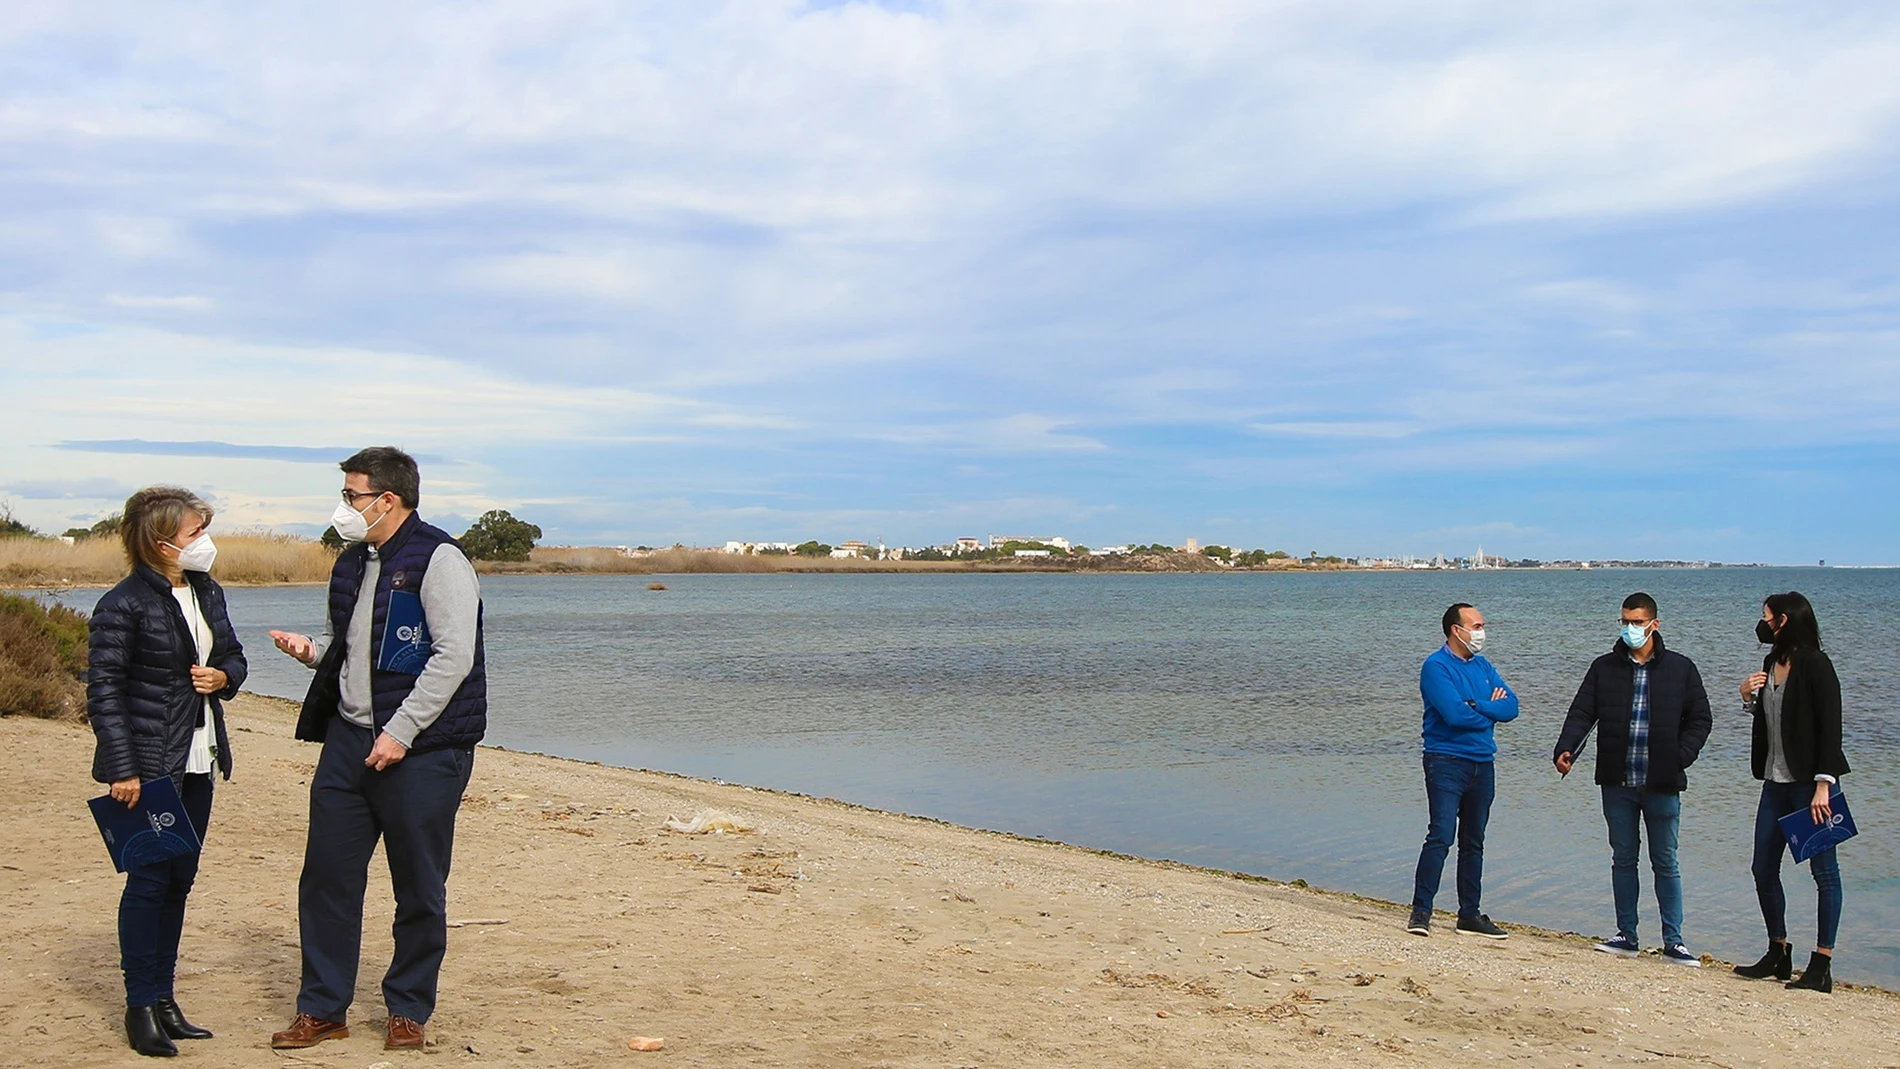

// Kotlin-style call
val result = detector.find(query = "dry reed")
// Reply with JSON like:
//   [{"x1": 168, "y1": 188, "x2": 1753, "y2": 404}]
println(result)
[
  {"x1": 483, "y1": 547, "x2": 973, "y2": 575},
  {"x1": 0, "y1": 533, "x2": 336, "y2": 588}
]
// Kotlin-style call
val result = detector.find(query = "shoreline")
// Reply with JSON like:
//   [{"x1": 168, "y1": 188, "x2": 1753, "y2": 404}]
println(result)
[
  {"x1": 6, "y1": 694, "x2": 1895, "y2": 1068},
  {"x1": 4, "y1": 560, "x2": 1818, "y2": 593}
]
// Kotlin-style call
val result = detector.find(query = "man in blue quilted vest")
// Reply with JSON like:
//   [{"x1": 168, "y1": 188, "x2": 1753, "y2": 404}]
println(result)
[{"x1": 265, "y1": 447, "x2": 486, "y2": 1053}]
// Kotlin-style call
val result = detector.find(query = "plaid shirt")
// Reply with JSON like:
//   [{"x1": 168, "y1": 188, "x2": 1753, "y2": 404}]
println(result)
[{"x1": 1624, "y1": 658, "x2": 1650, "y2": 788}]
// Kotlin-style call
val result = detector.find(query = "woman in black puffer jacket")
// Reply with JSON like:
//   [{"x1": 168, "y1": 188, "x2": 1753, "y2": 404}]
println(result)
[{"x1": 89, "y1": 487, "x2": 247, "y2": 1057}]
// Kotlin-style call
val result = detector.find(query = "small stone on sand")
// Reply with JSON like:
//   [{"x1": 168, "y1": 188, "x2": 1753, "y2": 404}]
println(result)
[{"x1": 629, "y1": 1036, "x2": 665, "y2": 1051}]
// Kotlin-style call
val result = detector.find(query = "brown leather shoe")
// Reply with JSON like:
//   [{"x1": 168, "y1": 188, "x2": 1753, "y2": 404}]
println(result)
[
  {"x1": 270, "y1": 1013, "x2": 348, "y2": 1049},
  {"x1": 386, "y1": 1016, "x2": 425, "y2": 1050}
]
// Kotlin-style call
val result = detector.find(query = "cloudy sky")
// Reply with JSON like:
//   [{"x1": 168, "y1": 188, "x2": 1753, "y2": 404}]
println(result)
[{"x1": 3, "y1": 1, "x2": 1898, "y2": 562}]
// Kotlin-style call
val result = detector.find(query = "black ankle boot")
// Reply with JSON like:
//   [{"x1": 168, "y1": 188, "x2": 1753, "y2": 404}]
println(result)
[
  {"x1": 153, "y1": 999, "x2": 213, "y2": 1039},
  {"x1": 1733, "y1": 940, "x2": 1792, "y2": 980},
  {"x1": 125, "y1": 1006, "x2": 178, "y2": 1057},
  {"x1": 1786, "y1": 951, "x2": 1834, "y2": 993}
]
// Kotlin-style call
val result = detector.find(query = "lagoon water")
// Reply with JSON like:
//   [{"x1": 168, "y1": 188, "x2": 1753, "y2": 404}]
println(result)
[{"x1": 55, "y1": 568, "x2": 1900, "y2": 984}]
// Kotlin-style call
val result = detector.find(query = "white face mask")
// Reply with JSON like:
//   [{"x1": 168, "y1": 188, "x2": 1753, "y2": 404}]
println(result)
[
  {"x1": 329, "y1": 496, "x2": 388, "y2": 542},
  {"x1": 163, "y1": 533, "x2": 218, "y2": 573},
  {"x1": 1460, "y1": 626, "x2": 1487, "y2": 655}
]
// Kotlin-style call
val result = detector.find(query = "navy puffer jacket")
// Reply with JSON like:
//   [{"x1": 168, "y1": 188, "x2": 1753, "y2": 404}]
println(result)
[{"x1": 88, "y1": 565, "x2": 247, "y2": 783}]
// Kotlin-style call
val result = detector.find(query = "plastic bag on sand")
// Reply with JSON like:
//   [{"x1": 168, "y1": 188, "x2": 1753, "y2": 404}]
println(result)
[{"x1": 663, "y1": 809, "x2": 752, "y2": 835}]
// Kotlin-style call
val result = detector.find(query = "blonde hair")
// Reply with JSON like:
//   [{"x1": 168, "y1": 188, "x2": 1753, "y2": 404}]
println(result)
[{"x1": 120, "y1": 487, "x2": 214, "y2": 572}]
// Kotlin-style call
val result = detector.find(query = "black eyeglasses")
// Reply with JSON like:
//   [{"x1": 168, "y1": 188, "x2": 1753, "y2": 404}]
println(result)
[{"x1": 341, "y1": 489, "x2": 383, "y2": 504}]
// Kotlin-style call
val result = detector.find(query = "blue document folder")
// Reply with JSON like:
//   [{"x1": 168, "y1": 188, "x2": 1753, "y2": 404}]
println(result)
[
  {"x1": 88, "y1": 775, "x2": 201, "y2": 873},
  {"x1": 1779, "y1": 787, "x2": 1857, "y2": 864},
  {"x1": 376, "y1": 589, "x2": 433, "y2": 675}
]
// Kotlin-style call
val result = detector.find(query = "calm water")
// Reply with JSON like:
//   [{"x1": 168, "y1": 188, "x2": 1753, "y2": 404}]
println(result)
[{"x1": 52, "y1": 569, "x2": 1900, "y2": 985}]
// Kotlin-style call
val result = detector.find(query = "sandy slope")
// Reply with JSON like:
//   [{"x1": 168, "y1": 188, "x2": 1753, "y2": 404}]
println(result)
[{"x1": 5, "y1": 694, "x2": 1896, "y2": 1068}]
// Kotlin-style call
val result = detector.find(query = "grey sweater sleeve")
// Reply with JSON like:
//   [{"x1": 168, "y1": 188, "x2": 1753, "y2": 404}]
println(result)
[
  {"x1": 307, "y1": 604, "x2": 335, "y2": 667},
  {"x1": 381, "y1": 543, "x2": 482, "y2": 747}
]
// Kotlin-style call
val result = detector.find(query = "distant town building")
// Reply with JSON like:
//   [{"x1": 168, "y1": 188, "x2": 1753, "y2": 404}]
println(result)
[
  {"x1": 1181, "y1": 538, "x2": 1200, "y2": 552},
  {"x1": 990, "y1": 535, "x2": 1071, "y2": 551},
  {"x1": 723, "y1": 541, "x2": 796, "y2": 554},
  {"x1": 954, "y1": 537, "x2": 983, "y2": 554},
  {"x1": 1013, "y1": 549, "x2": 1051, "y2": 558},
  {"x1": 829, "y1": 540, "x2": 872, "y2": 559}
]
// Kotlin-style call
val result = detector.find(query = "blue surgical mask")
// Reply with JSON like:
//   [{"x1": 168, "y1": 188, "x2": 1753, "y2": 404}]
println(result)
[{"x1": 1621, "y1": 622, "x2": 1651, "y2": 649}]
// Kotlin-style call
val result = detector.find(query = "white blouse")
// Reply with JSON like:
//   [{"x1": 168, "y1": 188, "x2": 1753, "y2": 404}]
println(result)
[{"x1": 171, "y1": 584, "x2": 217, "y2": 776}]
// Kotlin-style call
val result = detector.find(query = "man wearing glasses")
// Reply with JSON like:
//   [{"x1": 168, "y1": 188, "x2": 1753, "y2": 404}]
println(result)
[
  {"x1": 1408, "y1": 602, "x2": 1518, "y2": 939},
  {"x1": 1552, "y1": 592, "x2": 1712, "y2": 967},
  {"x1": 265, "y1": 447, "x2": 487, "y2": 1051}
]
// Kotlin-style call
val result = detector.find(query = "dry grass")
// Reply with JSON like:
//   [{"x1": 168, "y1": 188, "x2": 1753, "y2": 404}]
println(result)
[
  {"x1": 487, "y1": 548, "x2": 1337, "y2": 576},
  {"x1": 484, "y1": 547, "x2": 976, "y2": 575},
  {"x1": 0, "y1": 533, "x2": 336, "y2": 588},
  {"x1": 1, "y1": 536, "x2": 1352, "y2": 588}
]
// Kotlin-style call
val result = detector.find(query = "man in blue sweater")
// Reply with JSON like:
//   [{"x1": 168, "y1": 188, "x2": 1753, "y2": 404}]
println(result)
[{"x1": 1408, "y1": 602, "x2": 1519, "y2": 938}]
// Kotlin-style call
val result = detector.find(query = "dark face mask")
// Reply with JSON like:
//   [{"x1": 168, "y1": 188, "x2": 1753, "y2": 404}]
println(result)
[{"x1": 1755, "y1": 619, "x2": 1777, "y2": 645}]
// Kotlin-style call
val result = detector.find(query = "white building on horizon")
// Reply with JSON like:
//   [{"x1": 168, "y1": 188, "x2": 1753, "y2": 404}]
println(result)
[
  {"x1": 724, "y1": 541, "x2": 796, "y2": 554},
  {"x1": 989, "y1": 535, "x2": 1072, "y2": 551}
]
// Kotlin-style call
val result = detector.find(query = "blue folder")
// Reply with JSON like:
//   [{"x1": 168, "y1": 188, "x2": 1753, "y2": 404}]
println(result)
[
  {"x1": 1778, "y1": 787, "x2": 1857, "y2": 864},
  {"x1": 376, "y1": 589, "x2": 433, "y2": 675},
  {"x1": 88, "y1": 775, "x2": 201, "y2": 872}
]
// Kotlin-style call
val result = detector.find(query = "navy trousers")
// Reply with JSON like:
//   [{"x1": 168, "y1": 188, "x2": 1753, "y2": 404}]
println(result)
[
  {"x1": 119, "y1": 773, "x2": 213, "y2": 1007},
  {"x1": 297, "y1": 718, "x2": 474, "y2": 1024}
]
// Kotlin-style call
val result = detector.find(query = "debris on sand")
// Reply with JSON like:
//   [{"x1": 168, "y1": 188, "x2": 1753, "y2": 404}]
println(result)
[{"x1": 663, "y1": 809, "x2": 753, "y2": 835}]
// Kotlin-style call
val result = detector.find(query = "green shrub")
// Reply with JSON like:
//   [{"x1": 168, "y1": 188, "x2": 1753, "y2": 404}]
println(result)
[
  {"x1": 0, "y1": 594, "x2": 89, "y2": 719},
  {"x1": 0, "y1": 504, "x2": 37, "y2": 539},
  {"x1": 461, "y1": 510, "x2": 543, "y2": 562}
]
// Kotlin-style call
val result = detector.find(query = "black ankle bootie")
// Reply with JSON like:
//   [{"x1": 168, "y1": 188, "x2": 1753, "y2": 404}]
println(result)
[
  {"x1": 1786, "y1": 951, "x2": 1834, "y2": 993},
  {"x1": 125, "y1": 1006, "x2": 178, "y2": 1057},
  {"x1": 1733, "y1": 940, "x2": 1792, "y2": 981},
  {"x1": 153, "y1": 999, "x2": 213, "y2": 1039}
]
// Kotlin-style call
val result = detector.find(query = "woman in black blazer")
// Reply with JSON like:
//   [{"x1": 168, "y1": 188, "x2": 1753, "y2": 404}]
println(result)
[
  {"x1": 89, "y1": 487, "x2": 247, "y2": 1055},
  {"x1": 1732, "y1": 591, "x2": 1849, "y2": 993}
]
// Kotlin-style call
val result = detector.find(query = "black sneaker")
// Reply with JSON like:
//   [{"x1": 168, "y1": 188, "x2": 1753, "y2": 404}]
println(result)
[
  {"x1": 1406, "y1": 909, "x2": 1431, "y2": 936},
  {"x1": 1455, "y1": 913, "x2": 1508, "y2": 940}
]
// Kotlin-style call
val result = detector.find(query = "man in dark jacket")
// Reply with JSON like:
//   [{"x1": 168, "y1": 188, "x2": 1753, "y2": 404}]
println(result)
[
  {"x1": 1553, "y1": 592, "x2": 1712, "y2": 966},
  {"x1": 265, "y1": 447, "x2": 486, "y2": 1052}
]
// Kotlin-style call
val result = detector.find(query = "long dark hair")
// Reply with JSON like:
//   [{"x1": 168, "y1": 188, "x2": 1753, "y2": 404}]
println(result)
[{"x1": 1763, "y1": 591, "x2": 1821, "y2": 665}]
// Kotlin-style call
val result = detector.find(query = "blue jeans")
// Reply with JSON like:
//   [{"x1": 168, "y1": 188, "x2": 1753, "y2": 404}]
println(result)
[
  {"x1": 1600, "y1": 786, "x2": 1683, "y2": 947},
  {"x1": 1412, "y1": 753, "x2": 1494, "y2": 919},
  {"x1": 1751, "y1": 780, "x2": 1843, "y2": 949},
  {"x1": 119, "y1": 773, "x2": 213, "y2": 1007}
]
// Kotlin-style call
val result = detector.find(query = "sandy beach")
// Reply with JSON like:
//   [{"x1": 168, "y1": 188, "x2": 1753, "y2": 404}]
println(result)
[{"x1": 5, "y1": 694, "x2": 1896, "y2": 1069}]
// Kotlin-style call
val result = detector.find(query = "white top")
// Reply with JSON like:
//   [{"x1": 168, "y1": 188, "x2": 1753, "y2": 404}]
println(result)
[{"x1": 171, "y1": 584, "x2": 217, "y2": 776}]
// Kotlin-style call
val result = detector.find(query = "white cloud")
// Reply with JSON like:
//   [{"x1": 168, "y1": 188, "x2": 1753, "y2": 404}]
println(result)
[
  {"x1": 105, "y1": 294, "x2": 211, "y2": 311},
  {"x1": 0, "y1": 318, "x2": 767, "y2": 457}
]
